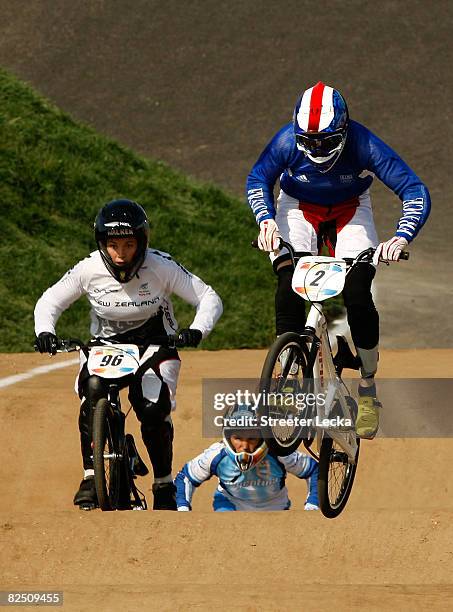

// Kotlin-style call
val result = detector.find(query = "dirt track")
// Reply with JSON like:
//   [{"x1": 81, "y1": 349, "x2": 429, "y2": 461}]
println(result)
[{"x1": 1, "y1": 349, "x2": 453, "y2": 611}]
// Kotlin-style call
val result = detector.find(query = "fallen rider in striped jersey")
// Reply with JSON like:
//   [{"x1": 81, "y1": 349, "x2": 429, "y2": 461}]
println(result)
[{"x1": 174, "y1": 404, "x2": 318, "y2": 511}]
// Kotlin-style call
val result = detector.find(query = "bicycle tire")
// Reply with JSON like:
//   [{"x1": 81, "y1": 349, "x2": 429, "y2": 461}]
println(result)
[
  {"x1": 93, "y1": 398, "x2": 122, "y2": 511},
  {"x1": 318, "y1": 432, "x2": 360, "y2": 518},
  {"x1": 258, "y1": 332, "x2": 311, "y2": 456}
]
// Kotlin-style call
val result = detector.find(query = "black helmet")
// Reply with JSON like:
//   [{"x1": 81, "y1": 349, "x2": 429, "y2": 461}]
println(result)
[{"x1": 94, "y1": 199, "x2": 149, "y2": 283}]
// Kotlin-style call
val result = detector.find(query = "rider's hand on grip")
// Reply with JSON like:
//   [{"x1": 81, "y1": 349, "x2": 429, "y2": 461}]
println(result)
[
  {"x1": 373, "y1": 236, "x2": 409, "y2": 265},
  {"x1": 177, "y1": 328, "x2": 203, "y2": 348},
  {"x1": 35, "y1": 332, "x2": 59, "y2": 355},
  {"x1": 257, "y1": 219, "x2": 281, "y2": 252}
]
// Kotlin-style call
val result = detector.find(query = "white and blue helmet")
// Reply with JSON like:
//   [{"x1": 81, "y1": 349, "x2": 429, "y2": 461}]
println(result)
[
  {"x1": 222, "y1": 404, "x2": 268, "y2": 472},
  {"x1": 293, "y1": 82, "x2": 349, "y2": 172}
]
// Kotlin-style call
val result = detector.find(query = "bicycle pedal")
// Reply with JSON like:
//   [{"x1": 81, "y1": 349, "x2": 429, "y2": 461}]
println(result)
[
  {"x1": 331, "y1": 451, "x2": 349, "y2": 464},
  {"x1": 79, "y1": 502, "x2": 97, "y2": 511},
  {"x1": 126, "y1": 434, "x2": 149, "y2": 477},
  {"x1": 131, "y1": 456, "x2": 149, "y2": 477}
]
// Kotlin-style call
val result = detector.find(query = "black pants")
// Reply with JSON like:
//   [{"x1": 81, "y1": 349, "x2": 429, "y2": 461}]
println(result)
[{"x1": 78, "y1": 345, "x2": 179, "y2": 478}]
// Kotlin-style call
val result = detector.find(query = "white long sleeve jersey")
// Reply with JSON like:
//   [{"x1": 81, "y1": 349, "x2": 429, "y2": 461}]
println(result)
[{"x1": 34, "y1": 248, "x2": 223, "y2": 339}]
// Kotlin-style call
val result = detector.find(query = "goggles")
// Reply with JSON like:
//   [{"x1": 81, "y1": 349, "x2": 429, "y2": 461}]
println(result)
[{"x1": 296, "y1": 132, "x2": 344, "y2": 157}]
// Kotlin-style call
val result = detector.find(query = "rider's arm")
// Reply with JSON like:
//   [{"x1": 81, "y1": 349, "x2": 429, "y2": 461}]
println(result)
[
  {"x1": 161, "y1": 256, "x2": 223, "y2": 338},
  {"x1": 34, "y1": 260, "x2": 86, "y2": 336},
  {"x1": 356, "y1": 122, "x2": 431, "y2": 242},
  {"x1": 277, "y1": 451, "x2": 318, "y2": 479},
  {"x1": 174, "y1": 442, "x2": 225, "y2": 510},
  {"x1": 246, "y1": 123, "x2": 294, "y2": 224}
]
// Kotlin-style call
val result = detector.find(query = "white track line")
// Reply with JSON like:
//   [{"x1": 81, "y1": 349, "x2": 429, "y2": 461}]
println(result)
[{"x1": 0, "y1": 357, "x2": 79, "y2": 390}]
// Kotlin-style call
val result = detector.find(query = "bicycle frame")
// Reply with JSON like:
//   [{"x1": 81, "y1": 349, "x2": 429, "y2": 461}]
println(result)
[
  {"x1": 280, "y1": 241, "x2": 375, "y2": 463},
  {"x1": 302, "y1": 302, "x2": 359, "y2": 464}
]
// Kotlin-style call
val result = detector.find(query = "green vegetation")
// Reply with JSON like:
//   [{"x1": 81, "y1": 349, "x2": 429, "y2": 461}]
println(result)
[{"x1": 0, "y1": 67, "x2": 342, "y2": 352}]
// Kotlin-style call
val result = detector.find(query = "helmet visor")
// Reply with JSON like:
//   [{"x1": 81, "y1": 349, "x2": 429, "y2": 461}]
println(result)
[
  {"x1": 224, "y1": 428, "x2": 261, "y2": 441},
  {"x1": 296, "y1": 132, "x2": 344, "y2": 157}
]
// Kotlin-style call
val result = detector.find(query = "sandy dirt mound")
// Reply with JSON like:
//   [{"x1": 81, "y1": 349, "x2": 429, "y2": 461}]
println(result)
[{"x1": 1, "y1": 349, "x2": 453, "y2": 610}]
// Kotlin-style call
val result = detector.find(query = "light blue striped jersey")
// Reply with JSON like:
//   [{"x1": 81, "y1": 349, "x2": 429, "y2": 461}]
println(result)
[{"x1": 174, "y1": 442, "x2": 318, "y2": 511}]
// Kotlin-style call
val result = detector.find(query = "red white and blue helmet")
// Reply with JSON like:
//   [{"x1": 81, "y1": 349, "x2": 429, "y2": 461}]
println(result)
[
  {"x1": 293, "y1": 82, "x2": 349, "y2": 171},
  {"x1": 222, "y1": 404, "x2": 268, "y2": 472}
]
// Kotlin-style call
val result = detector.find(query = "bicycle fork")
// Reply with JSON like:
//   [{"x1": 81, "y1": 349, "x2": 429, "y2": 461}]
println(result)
[{"x1": 300, "y1": 326, "x2": 359, "y2": 465}]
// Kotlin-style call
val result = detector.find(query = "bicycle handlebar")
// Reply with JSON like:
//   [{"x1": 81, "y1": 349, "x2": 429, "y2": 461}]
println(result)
[
  {"x1": 36, "y1": 333, "x2": 186, "y2": 355},
  {"x1": 251, "y1": 238, "x2": 409, "y2": 265}
]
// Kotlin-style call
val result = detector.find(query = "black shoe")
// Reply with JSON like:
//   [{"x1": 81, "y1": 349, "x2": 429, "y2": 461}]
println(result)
[
  {"x1": 152, "y1": 482, "x2": 176, "y2": 510},
  {"x1": 73, "y1": 477, "x2": 98, "y2": 509}
]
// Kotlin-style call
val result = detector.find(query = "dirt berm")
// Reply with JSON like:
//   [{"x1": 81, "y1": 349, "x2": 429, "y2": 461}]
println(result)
[{"x1": 1, "y1": 349, "x2": 452, "y2": 611}]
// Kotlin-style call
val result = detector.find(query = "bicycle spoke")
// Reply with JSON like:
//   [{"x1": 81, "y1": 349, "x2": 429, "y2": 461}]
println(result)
[
  {"x1": 318, "y1": 434, "x2": 359, "y2": 517},
  {"x1": 327, "y1": 442, "x2": 350, "y2": 507}
]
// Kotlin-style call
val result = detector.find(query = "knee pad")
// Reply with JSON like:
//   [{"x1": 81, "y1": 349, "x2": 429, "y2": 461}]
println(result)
[
  {"x1": 79, "y1": 376, "x2": 106, "y2": 438},
  {"x1": 134, "y1": 379, "x2": 172, "y2": 428},
  {"x1": 130, "y1": 372, "x2": 171, "y2": 426},
  {"x1": 138, "y1": 399, "x2": 171, "y2": 428},
  {"x1": 275, "y1": 262, "x2": 306, "y2": 335},
  {"x1": 275, "y1": 265, "x2": 293, "y2": 298},
  {"x1": 342, "y1": 263, "x2": 376, "y2": 307},
  {"x1": 343, "y1": 264, "x2": 379, "y2": 351},
  {"x1": 82, "y1": 376, "x2": 107, "y2": 405}
]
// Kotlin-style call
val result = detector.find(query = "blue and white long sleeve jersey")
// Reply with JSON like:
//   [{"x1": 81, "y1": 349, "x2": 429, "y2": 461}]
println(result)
[
  {"x1": 246, "y1": 120, "x2": 430, "y2": 242},
  {"x1": 174, "y1": 442, "x2": 318, "y2": 511}
]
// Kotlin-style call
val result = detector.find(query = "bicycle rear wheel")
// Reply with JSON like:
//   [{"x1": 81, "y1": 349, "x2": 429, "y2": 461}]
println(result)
[
  {"x1": 258, "y1": 332, "x2": 311, "y2": 456},
  {"x1": 318, "y1": 433, "x2": 360, "y2": 518},
  {"x1": 93, "y1": 398, "x2": 122, "y2": 511}
]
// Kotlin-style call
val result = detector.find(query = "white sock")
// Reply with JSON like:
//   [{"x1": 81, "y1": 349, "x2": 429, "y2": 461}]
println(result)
[
  {"x1": 359, "y1": 378, "x2": 375, "y2": 388},
  {"x1": 84, "y1": 469, "x2": 94, "y2": 479}
]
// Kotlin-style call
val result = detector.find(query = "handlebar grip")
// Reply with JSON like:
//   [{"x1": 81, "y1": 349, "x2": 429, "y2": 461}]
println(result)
[
  {"x1": 251, "y1": 238, "x2": 286, "y2": 250},
  {"x1": 58, "y1": 338, "x2": 84, "y2": 349},
  {"x1": 167, "y1": 333, "x2": 184, "y2": 348}
]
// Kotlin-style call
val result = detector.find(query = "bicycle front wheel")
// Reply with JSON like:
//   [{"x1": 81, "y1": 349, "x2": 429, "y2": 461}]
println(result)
[
  {"x1": 318, "y1": 434, "x2": 360, "y2": 518},
  {"x1": 258, "y1": 332, "x2": 311, "y2": 456},
  {"x1": 93, "y1": 398, "x2": 122, "y2": 511}
]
